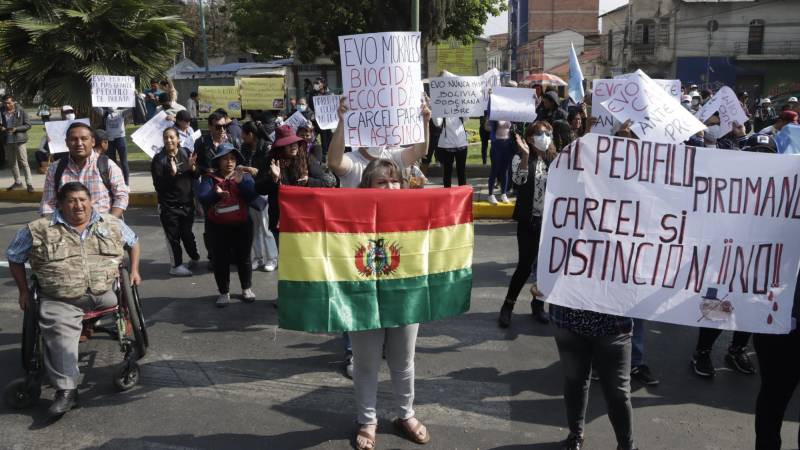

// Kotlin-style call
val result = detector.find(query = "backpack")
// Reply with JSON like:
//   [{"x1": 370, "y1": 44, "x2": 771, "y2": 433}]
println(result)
[
  {"x1": 206, "y1": 175, "x2": 248, "y2": 225},
  {"x1": 54, "y1": 154, "x2": 113, "y2": 200}
]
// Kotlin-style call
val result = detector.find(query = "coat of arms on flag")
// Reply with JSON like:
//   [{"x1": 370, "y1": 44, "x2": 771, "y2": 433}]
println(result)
[{"x1": 277, "y1": 186, "x2": 474, "y2": 332}]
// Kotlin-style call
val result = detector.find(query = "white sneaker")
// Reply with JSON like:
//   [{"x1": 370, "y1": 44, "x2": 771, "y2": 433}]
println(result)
[
  {"x1": 251, "y1": 258, "x2": 263, "y2": 271},
  {"x1": 487, "y1": 194, "x2": 498, "y2": 205},
  {"x1": 263, "y1": 259, "x2": 278, "y2": 272},
  {"x1": 242, "y1": 288, "x2": 256, "y2": 303},
  {"x1": 215, "y1": 293, "x2": 231, "y2": 307},
  {"x1": 499, "y1": 194, "x2": 510, "y2": 203},
  {"x1": 169, "y1": 264, "x2": 193, "y2": 277}
]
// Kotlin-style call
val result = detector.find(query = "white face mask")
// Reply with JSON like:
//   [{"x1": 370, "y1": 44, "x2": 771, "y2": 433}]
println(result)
[
  {"x1": 705, "y1": 125, "x2": 723, "y2": 140},
  {"x1": 298, "y1": 104, "x2": 307, "y2": 112},
  {"x1": 533, "y1": 134, "x2": 552, "y2": 151},
  {"x1": 65, "y1": 113, "x2": 76, "y2": 121},
  {"x1": 365, "y1": 146, "x2": 384, "y2": 158}
]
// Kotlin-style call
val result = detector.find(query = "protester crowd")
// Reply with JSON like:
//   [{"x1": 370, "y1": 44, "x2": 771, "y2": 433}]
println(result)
[{"x1": 3, "y1": 72, "x2": 800, "y2": 450}]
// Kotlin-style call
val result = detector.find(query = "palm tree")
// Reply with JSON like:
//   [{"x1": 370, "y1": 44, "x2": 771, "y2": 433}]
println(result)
[{"x1": 0, "y1": 0, "x2": 192, "y2": 113}]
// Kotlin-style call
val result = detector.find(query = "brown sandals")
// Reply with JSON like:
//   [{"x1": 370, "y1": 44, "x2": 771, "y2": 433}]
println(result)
[
  {"x1": 355, "y1": 426, "x2": 376, "y2": 450},
  {"x1": 393, "y1": 417, "x2": 431, "y2": 445}
]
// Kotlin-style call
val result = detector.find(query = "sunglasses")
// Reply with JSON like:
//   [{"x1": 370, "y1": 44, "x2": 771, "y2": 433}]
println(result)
[{"x1": 213, "y1": 124, "x2": 229, "y2": 130}]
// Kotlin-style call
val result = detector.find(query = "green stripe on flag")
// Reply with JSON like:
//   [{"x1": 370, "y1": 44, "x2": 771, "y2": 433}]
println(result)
[{"x1": 278, "y1": 268, "x2": 473, "y2": 332}]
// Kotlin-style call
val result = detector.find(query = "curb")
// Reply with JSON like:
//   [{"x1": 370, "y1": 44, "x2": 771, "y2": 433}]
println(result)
[{"x1": 0, "y1": 191, "x2": 516, "y2": 220}]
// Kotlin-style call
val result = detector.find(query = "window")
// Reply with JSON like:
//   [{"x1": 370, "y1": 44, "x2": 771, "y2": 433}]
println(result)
[
  {"x1": 748, "y1": 19, "x2": 764, "y2": 54},
  {"x1": 659, "y1": 20, "x2": 670, "y2": 45},
  {"x1": 635, "y1": 19, "x2": 656, "y2": 45}
]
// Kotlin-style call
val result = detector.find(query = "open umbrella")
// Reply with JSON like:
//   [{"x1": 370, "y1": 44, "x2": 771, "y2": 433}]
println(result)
[{"x1": 520, "y1": 73, "x2": 567, "y2": 87}]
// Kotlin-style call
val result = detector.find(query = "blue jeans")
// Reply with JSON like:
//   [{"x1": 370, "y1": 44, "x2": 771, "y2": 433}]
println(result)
[
  {"x1": 632, "y1": 318, "x2": 645, "y2": 366},
  {"x1": 488, "y1": 138, "x2": 514, "y2": 195},
  {"x1": 107, "y1": 137, "x2": 129, "y2": 184}
]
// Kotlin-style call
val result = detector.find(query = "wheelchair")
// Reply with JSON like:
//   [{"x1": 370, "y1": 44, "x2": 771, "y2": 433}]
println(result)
[{"x1": 3, "y1": 266, "x2": 148, "y2": 409}]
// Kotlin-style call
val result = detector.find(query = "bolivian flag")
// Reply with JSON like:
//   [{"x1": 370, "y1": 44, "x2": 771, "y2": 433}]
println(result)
[{"x1": 278, "y1": 186, "x2": 473, "y2": 332}]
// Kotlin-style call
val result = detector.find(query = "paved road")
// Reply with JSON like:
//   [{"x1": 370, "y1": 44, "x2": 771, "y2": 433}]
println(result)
[{"x1": 0, "y1": 203, "x2": 796, "y2": 449}]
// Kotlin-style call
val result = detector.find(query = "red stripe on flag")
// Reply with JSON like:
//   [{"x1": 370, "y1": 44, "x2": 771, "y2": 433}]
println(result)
[{"x1": 278, "y1": 185, "x2": 473, "y2": 233}]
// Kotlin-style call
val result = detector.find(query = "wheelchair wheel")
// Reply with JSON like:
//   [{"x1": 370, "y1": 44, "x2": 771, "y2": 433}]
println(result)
[
  {"x1": 113, "y1": 362, "x2": 140, "y2": 391},
  {"x1": 120, "y1": 268, "x2": 147, "y2": 358},
  {"x1": 3, "y1": 378, "x2": 41, "y2": 409}
]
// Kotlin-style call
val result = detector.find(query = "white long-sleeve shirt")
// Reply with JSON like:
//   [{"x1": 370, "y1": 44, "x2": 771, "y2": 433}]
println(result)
[{"x1": 433, "y1": 117, "x2": 468, "y2": 149}]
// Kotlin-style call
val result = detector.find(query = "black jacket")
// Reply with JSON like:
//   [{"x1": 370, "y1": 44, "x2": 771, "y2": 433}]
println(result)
[
  {"x1": 194, "y1": 134, "x2": 240, "y2": 174},
  {"x1": 151, "y1": 147, "x2": 196, "y2": 208},
  {"x1": 512, "y1": 152, "x2": 552, "y2": 224}
]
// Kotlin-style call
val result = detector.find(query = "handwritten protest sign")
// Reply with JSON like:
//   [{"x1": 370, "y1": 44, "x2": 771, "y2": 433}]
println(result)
[
  {"x1": 198, "y1": 85, "x2": 242, "y2": 118},
  {"x1": 339, "y1": 32, "x2": 424, "y2": 147},
  {"x1": 429, "y1": 75, "x2": 484, "y2": 118},
  {"x1": 313, "y1": 94, "x2": 341, "y2": 130},
  {"x1": 592, "y1": 78, "x2": 682, "y2": 135},
  {"x1": 240, "y1": 77, "x2": 284, "y2": 110},
  {"x1": 285, "y1": 111, "x2": 309, "y2": 132},
  {"x1": 537, "y1": 133, "x2": 800, "y2": 334},
  {"x1": 599, "y1": 70, "x2": 705, "y2": 143},
  {"x1": 91, "y1": 75, "x2": 136, "y2": 108},
  {"x1": 481, "y1": 68, "x2": 501, "y2": 107},
  {"x1": 131, "y1": 111, "x2": 173, "y2": 158},
  {"x1": 489, "y1": 87, "x2": 537, "y2": 123},
  {"x1": 696, "y1": 86, "x2": 748, "y2": 137},
  {"x1": 44, "y1": 119, "x2": 91, "y2": 154}
]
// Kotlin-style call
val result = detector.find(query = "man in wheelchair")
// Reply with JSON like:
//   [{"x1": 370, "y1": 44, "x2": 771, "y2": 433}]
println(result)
[{"x1": 5, "y1": 181, "x2": 141, "y2": 417}]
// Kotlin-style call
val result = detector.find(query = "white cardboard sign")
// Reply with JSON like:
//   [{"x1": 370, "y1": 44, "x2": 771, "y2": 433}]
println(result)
[
  {"x1": 592, "y1": 78, "x2": 682, "y2": 135},
  {"x1": 696, "y1": 86, "x2": 749, "y2": 137},
  {"x1": 91, "y1": 75, "x2": 136, "y2": 108},
  {"x1": 285, "y1": 111, "x2": 310, "y2": 132},
  {"x1": 131, "y1": 111, "x2": 173, "y2": 158},
  {"x1": 339, "y1": 32, "x2": 425, "y2": 147},
  {"x1": 599, "y1": 70, "x2": 705, "y2": 143},
  {"x1": 429, "y1": 75, "x2": 484, "y2": 118},
  {"x1": 312, "y1": 95, "x2": 340, "y2": 130},
  {"x1": 489, "y1": 87, "x2": 537, "y2": 123},
  {"x1": 538, "y1": 133, "x2": 800, "y2": 334},
  {"x1": 44, "y1": 118, "x2": 91, "y2": 154}
]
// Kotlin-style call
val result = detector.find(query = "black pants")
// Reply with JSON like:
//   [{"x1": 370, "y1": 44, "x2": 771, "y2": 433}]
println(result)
[
  {"x1": 754, "y1": 330, "x2": 800, "y2": 450},
  {"x1": 506, "y1": 218, "x2": 542, "y2": 301},
  {"x1": 436, "y1": 147, "x2": 467, "y2": 187},
  {"x1": 479, "y1": 129, "x2": 490, "y2": 164},
  {"x1": 159, "y1": 204, "x2": 199, "y2": 267},
  {"x1": 207, "y1": 219, "x2": 254, "y2": 294},
  {"x1": 696, "y1": 328, "x2": 751, "y2": 351},
  {"x1": 554, "y1": 327, "x2": 634, "y2": 449}
]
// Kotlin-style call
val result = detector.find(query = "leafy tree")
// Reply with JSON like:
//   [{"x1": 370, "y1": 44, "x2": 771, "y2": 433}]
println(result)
[
  {"x1": 0, "y1": 0, "x2": 191, "y2": 112},
  {"x1": 231, "y1": 0, "x2": 506, "y2": 63}
]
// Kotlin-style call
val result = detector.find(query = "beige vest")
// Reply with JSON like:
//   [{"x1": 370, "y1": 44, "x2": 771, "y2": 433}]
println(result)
[{"x1": 27, "y1": 214, "x2": 125, "y2": 300}]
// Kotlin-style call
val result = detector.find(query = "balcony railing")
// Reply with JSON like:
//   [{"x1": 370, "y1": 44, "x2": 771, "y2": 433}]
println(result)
[
  {"x1": 734, "y1": 41, "x2": 798, "y2": 55},
  {"x1": 632, "y1": 43, "x2": 655, "y2": 58}
]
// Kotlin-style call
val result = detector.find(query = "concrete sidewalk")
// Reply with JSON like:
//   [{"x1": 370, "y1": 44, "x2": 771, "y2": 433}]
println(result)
[{"x1": 0, "y1": 171, "x2": 516, "y2": 219}]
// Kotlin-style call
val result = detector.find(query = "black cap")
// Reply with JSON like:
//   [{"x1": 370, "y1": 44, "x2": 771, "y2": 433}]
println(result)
[
  {"x1": 93, "y1": 129, "x2": 108, "y2": 142},
  {"x1": 158, "y1": 92, "x2": 170, "y2": 104},
  {"x1": 175, "y1": 110, "x2": 191, "y2": 122},
  {"x1": 737, "y1": 90, "x2": 749, "y2": 98},
  {"x1": 745, "y1": 133, "x2": 777, "y2": 153}
]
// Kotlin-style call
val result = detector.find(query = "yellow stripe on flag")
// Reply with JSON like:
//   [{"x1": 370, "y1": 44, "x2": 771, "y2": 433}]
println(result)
[{"x1": 279, "y1": 223, "x2": 473, "y2": 282}]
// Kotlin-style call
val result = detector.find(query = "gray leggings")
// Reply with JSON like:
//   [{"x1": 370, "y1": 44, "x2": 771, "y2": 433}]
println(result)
[
  {"x1": 553, "y1": 326, "x2": 635, "y2": 450},
  {"x1": 39, "y1": 291, "x2": 117, "y2": 390},
  {"x1": 350, "y1": 323, "x2": 419, "y2": 425}
]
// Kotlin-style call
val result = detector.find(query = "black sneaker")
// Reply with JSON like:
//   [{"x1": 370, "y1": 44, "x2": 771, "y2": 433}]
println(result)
[
  {"x1": 631, "y1": 364, "x2": 660, "y2": 385},
  {"x1": 47, "y1": 389, "x2": 78, "y2": 418},
  {"x1": 692, "y1": 349, "x2": 715, "y2": 377},
  {"x1": 562, "y1": 433, "x2": 584, "y2": 450},
  {"x1": 498, "y1": 300, "x2": 514, "y2": 328},
  {"x1": 726, "y1": 346, "x2": 756, "y2": 374}
]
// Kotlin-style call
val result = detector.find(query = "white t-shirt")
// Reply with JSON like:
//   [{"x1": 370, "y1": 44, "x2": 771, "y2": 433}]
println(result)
[
  {"x1": 339, "y1": 148, "x2": 405, "y2": 188},
  {"x1": 434, "y1": 117, "x2": 468, "y2": 149},
  {"x1": 105, "y1": 111, "x2": 126, "y2": 139}
]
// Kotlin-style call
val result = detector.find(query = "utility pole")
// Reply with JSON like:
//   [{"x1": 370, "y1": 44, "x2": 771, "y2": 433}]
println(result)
[
  {"x1": 412, "y1": 0, "x2": 419, "y2": 31},
  {"x1": 705, "y1": 20, "x2": 718, "y2": 89},
  {"x1": 199, "y1": 0, "x2": 209, "y2": 72}
]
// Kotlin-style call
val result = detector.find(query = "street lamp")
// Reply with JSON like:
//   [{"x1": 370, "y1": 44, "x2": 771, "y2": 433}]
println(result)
[{"x1": 197, "y1": 0, "x2": 209, "y2": 72}]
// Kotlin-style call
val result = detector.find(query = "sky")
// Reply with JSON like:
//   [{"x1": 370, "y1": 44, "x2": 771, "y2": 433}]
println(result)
[{"x1": 482, "y1": 0, "x2": 629, "y2": 36}]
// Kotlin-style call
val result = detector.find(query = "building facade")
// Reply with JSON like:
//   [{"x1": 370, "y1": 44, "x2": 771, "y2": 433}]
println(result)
[
  {"x1": 600, "y1": 0, "x2": 800, "y2": 102},
  {"x1": 510, "y1": 0, "x2": 600, "y2": 80}
]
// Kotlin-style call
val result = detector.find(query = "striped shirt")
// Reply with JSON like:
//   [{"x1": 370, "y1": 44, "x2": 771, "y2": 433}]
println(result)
[
  {"x1": 39, "y1": 151, "x2": 129, "y2": 215},
  {"x1": 6, "y1": 209, "x2": 138, "y2": 264}
]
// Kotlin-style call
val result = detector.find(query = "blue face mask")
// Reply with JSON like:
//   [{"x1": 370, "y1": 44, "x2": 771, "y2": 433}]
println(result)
[{"x1": 298, "y1": 105, "x2": 307, "y2": 112}]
